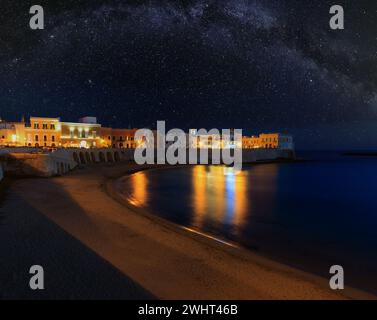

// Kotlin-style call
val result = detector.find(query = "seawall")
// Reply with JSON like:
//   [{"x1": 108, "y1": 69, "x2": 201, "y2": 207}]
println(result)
[
  {"x1": 0, "y1": 148, "x2": 134, "y2": 177},
  {"x1": 0, "y1": 147, "x2": 294, "y2": 178}
]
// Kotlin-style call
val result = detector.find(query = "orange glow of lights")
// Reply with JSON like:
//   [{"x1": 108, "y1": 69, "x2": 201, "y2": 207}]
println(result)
[
  {"x1": 129, "y1": 172, "x2": 148, "y2": 207},
  {"x1": 192, "y1": 165, "x2": 207, "y2": 227}
]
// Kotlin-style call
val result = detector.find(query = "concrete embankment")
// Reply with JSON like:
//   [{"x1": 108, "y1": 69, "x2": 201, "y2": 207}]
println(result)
[
  {"x1": 1, "y1": 161, "x2": 373, "y2": 299},
  {"x1": 0, "y1": 147, "x2": 294, "y2": 178},
  {"x1": 0, "y1": 148, "x2": 134, "y2": 177}
]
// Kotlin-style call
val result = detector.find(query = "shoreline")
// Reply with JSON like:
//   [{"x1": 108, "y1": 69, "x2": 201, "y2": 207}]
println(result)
[
  {"x1": 1, "y1": 161, "x2": 375, "y2": 299},
  {"x1": 113, "y1": 163, "x2": 377, "y2": 297},
  {"x1": 107, "y1": 164, "x2": 376, "y2": 300}
]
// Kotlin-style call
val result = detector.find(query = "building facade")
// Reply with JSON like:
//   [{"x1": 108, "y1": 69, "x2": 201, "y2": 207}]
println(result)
[
  {"x1": 0, "y1": 116, "x2": 104, "y2": 148},
  {"x1": 100, "y1": 128, "x2": 139, "y2": 149},
  {"x1": 243, "y1": 133, "x2": 294, "y2": 150},
  {"x1": 0, "y1": 121, "x2": 26, "y2": 147},
  {"x1": 25, "y1": 117, "x2": 61, "y2": 147},
  {"x1": 60, "y1": 121, "x2": 102, "y2": 148},
  {"x1": 0, "y1": 116, "x2": 150, "y2": 149},
  {"x1": 242, "y1": 136, "x2": 261, "y2": 149},
  {"x1": 1, "y1": 116, "x2": 294, "y2": 150}
]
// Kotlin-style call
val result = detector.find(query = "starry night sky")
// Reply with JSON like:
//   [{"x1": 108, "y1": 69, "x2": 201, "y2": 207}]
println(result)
[{"x1": 0, "y1": 0, "x2": 376, "y2": 149}]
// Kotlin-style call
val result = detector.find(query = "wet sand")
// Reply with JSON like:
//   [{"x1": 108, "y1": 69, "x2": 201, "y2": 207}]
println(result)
[{"x1": 0, "y1": 161, "x2": 375, "y2": 299}]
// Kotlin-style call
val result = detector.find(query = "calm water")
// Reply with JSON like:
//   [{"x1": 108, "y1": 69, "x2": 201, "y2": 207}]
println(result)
[{"x1": 116, "y1": 153, "x2": 377, "y2": 293}]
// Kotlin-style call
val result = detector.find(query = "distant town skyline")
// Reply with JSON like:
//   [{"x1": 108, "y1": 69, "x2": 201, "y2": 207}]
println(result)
[{"x1": 1, "y1": 1, "x2": 377, "y2": 149}]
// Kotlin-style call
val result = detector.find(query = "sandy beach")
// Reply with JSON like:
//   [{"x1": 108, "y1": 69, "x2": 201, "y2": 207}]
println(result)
[{"x1": 0, "y1": 161, "x2": 375, "y2": 300}]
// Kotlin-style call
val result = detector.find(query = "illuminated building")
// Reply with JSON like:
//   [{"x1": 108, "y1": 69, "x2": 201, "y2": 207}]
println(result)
[
  {"x1": 243, "y1": 133, "x2": 294, "y2": 150},
  {"x1": 188, "y1": 129, "x2": 242, "y2": 149},
  {"x1": 100, "y1": 127, "x2": 158, "y2": 149},
  {"x1": 25, "y1": 117, "x2": 61, "y2": 147},
  {"x1": 0, "y1": 115, "x2": 294, "y2": 150},
  {"x1": 100, "y1": 127, "x2": 139, "y2": 148},
  {"x1": 0, "y1": 116, "x2": 104, "y2": 148},
  {"x1": 0, "y1": 119, "x2": 26, "y2": 147},
  {"x1": 60, "y1": 119, "x2": 102, "y2": 148},
  {"x1": 242, "y1": 136, "x2": 261, "y2": 149}
]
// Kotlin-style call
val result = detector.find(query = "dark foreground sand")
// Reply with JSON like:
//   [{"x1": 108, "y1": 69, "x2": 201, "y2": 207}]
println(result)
[{"x1": 0, "y1": 162, "x2": 375, "y2": 299}]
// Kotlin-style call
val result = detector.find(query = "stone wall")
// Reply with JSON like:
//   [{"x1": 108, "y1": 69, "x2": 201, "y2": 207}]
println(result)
[
  {"x1": 0, "y1": 147, "x2": 295, "y2": 178},
  {"x1": 0, "y1": 148, "x2": 133, "y2": 177},
  {"x1": 177, "y1": 148, "x2": 295, "y2": 164}
]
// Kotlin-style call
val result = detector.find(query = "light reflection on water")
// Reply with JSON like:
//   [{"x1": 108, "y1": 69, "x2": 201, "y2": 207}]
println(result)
[
  {"x1": 119, "y1": 159, "x2": 377, "y2": 294},
  {"x1": 127, "y1": 171, "x2": 148, "y2": 207},
  {"x1": 124, "y1": 164, "x2": 284, "y2": 240},
  {"x1": 191, "y1": 166, "x2": 250, "y2": 235},
  {"x1": 125, "y1": 165, "x2": 257, "y2": 236}
]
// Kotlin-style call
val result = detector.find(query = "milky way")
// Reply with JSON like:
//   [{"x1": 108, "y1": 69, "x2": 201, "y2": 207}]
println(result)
[{"x1": 0, "y1": 0, "x2": 377, "y2": 148}]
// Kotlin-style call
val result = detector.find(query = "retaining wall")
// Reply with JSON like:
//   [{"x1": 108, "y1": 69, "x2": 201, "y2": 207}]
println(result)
[
  {"x1": 0, "y1": 147, "x2": 294, "y2": 178},
  {"x1": 0, "y1": 148, "x2": 134, "y2": 177}
]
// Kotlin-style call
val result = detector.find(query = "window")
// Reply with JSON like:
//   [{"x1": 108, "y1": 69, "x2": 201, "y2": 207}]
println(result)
[
  {"x1": 50, "y1": 124, "x2": 55, "y2": 130},
  {"x1": 92, "y1": 131, "x2": 96, "y2": 138},
  {"x1": 35, "y1": 135, "x2": 39, "y2": 141},
  {"x1": 34, "y1": 123, "x2": 39, "y2": 129},
  {"x1": 43, "y1": 124, "x2": 48, "y2": 129},
  {"x1": 108, "y1": 136, "x2": 111, "y2": 140},
  {"x1": 52, "y1": 136, "x2": 55, "y2": 142},
  {"x1": 112, "y1": 136, "x2": 115, "y2": 140},
  {"x1": 44, "y1": 135, "x2": 47, "y2": 142}
]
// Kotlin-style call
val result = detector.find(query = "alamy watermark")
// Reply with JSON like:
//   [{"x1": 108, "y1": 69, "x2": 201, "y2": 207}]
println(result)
[
  {"x1": 329, "y1": 265, "x2": 344, "y2": 290},
  {"x1": 27, "y1": 5, "x2": 345, "y2": 31},
  {"x1": 134, "y1": 121, "x2": 243, "y2": 173},
  {"x1": 29, "y1": 265, "x2": 44, "y2": 290}
]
